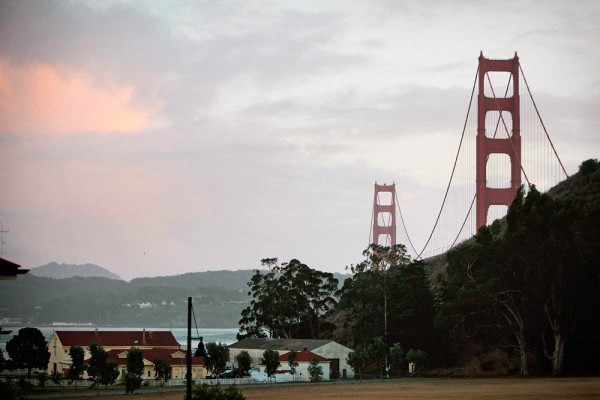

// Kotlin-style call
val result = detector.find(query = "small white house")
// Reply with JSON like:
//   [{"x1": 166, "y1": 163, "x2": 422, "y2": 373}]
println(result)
[
  {"x1": 279, "y1": 349, "x2": 330, "y2": 382},
  {"x1": 228, "y1": 338, "x2": 354, "y2": 379}
]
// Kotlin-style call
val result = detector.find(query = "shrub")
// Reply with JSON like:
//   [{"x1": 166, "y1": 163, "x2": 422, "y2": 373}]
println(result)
[{"x1": 191, "y1": 383, "x2": 245, "y2": 400}]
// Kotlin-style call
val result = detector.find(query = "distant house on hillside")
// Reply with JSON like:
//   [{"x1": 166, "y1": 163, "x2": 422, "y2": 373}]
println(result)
[
  {"x1": 48, "y1": 329, "x2": 206, "y2": 380},
  {"x1": 228, "y1": 338, "x2": 354, "y2": 379}
]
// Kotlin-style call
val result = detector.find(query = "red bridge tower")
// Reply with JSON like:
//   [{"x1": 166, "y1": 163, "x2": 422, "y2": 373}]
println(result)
[
  {"x1": 372, "y1": 183, "x2": 397, "y2": 247},
  {"x1": 476, "y1": 53, "x2": 522, "y2": 230}
]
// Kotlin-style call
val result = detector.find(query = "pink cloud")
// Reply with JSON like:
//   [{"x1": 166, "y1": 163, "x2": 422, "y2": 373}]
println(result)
[{"x1": 0, "y1": 61, "x2": 159, "y2": 134}]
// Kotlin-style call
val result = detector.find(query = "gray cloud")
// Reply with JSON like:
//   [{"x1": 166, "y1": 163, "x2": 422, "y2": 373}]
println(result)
[{"x1": 1, "y1": 0, "x2": 598, "y2": 279}]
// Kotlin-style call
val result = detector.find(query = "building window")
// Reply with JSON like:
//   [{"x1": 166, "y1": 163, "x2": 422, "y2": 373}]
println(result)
[{"x1": 148, "y1": 370, "x2": 151, "y2": 378}]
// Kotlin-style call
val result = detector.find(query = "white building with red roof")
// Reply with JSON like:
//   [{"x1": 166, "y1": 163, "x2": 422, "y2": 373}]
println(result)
[
  {"x1": 229, "y1": 338, "x2": 354, "y2": 379},
  {"x1": 278, "y1": 348, "x2": 331, "y2": 382},
  {"x1": 48, "y1": 329, "x2": 207, "y2": 380}
]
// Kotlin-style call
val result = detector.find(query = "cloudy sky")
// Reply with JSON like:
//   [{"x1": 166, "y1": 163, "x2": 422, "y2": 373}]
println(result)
[{"x1": 1, "y1": 1, "x2": 599, "y2": 280}]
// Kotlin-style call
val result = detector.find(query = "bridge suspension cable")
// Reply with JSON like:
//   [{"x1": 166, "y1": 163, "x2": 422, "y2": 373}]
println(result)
[
  {"x1": 519, "y1": 64, "x2": 569, "y2": 179},
  {"x1": 450, "y1": 73, "x2": 515, "y2": 248},
  {"x1": 397, "y1": 66, "x2": 479, "y2": 259},
  {"x1": 376, "y1": 55, "x2": 570, "y2": 261}
]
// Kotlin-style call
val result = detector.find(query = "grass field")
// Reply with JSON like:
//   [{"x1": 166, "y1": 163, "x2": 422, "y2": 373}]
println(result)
[{"x1": 65, "y1": 377, "x2": 600, "y2": 400}]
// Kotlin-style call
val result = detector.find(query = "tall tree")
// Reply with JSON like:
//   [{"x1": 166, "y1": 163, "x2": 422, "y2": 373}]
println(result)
[
  {"x1": 125, "y1": 347, "x2": 144, "y2": 394},
  {"x1": 88, "y1": 343, "x2": 118, "y2": 388},
  {"x1": 6, "y1": 327, "x2": 50, "y2": 378},
  {"x1": 307, "y1": 357, "x2": 323, "y2": 383},
  {"x1": 152, "y1": 356, "x2": 171, "y2": 387},
  {"x1": 367, "y1": 337, "x2": 387, "y2": 379},
  {"x1": 336, "y1": 244, "x2": 434, "y2": 353},
  {"x1": 236, "y1": 350, "x2": 252, "y2": 377},
  {"x1": 68, "y1": 346, "x2": 85, "y2": 385},
  {"x1": 239, "y1": 258, "x2": 338, "y2": 339},
  {"x1": 205, "y1": 342, "x2": 230, "y2": 377},
  {"x1": 261, "y1": 349, "x2": 280, "y2": 380},
  {"x1": 99, "y1": 360, "x2": 119, "y2": 388},
  {"x1": 346, "y1": 347, "x2": 368, "y2": 382},
  {"x1": 287, "y1": 350, "x2": 299, "y2": 382}
]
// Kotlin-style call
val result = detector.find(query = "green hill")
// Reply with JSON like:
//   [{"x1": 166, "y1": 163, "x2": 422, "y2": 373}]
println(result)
[{"x1": 0, "y1": 270, "x2": 255, "y2": 328}]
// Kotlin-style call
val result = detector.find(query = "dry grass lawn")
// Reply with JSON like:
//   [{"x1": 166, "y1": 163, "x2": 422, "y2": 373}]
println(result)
[{"x1": 67, "y1": 377, "x2": 600, "y2": 400}]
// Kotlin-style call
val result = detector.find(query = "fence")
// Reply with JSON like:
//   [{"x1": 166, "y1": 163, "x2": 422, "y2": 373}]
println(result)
[{"x1": 0, "y1": 375, "x2": 254, "y2": 388}]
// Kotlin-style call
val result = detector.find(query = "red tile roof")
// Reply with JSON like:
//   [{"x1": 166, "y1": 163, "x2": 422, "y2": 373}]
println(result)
[
  {"x1": 279, "y1": 350, "x2": 329, "y2": 363},
  {"x1": 106, "y1": 348, "x2": 205, "y2": 366},
  {"x1": 56, "y1": 330, "x2": 179, "y2": 348}
]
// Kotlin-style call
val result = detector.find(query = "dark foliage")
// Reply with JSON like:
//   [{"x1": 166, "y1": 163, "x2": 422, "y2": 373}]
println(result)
[
  {"x1": 6, "y1": 327, "x2": 50, "y2": 378},
  {"x1": 238, "y1": 258, "x2": 338, "y2": 340},
  {"x1": 435, "y1": 160, "x2": 600, "y2": 375}
]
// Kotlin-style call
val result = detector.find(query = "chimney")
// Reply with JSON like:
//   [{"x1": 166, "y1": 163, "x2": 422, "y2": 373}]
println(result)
[
  {"x1": 303, "y1": 346, "x2": 308, "y2": 352},
  {"x1": 142, "y1": 328, "x2": 146, "y2": 344}
]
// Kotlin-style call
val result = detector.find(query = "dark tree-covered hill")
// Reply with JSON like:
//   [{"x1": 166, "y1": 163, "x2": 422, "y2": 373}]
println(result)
[{"x1": 0, "y1": 270, "x2": 257, "y2": 327}]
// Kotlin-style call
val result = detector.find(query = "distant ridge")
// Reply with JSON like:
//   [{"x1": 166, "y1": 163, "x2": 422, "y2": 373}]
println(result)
[{"x1": 29, "y1": 262, "x2": 122, "y2": 280}]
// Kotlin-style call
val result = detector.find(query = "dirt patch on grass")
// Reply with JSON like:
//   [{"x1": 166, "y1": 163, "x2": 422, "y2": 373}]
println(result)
[{"x1": 62, "y1": 377, "x2": 600, "y2": 400}]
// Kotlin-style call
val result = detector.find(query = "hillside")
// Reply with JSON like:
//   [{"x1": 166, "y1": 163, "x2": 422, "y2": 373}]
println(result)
[
  {"x1": 29, "y1": 262, "x2": 122, "y2": 280},
  {"x1": 0, "y1": 270, "x2": 255, "y2": 328},
  {"x1": 430, "y1": 158, "x2": 600, "y2": 375},
  {"x1": 428, "y1": 159, "x2": 600, "y2": 281},
  {"x1": 548, "y1": 158, "x2": 600, "y2": 200}
]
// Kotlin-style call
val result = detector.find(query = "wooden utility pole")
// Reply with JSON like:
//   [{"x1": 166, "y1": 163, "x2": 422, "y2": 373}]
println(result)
[{"x1": 187, "y1": 297, "x2": 192, "y2": 400}]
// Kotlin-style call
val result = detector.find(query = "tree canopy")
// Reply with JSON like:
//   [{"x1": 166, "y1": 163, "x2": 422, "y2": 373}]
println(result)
[
  {"x1": 235, "y1": 350, "x2": 252, "y2": 377},
  {"x1": 68, "y1": 346, "x2": 85, "y2": 384},
  {"x1": 335, "y1": 244, "x2": 434, "y2": 353},
  {"x1": 238, "y1": 258, "x2": 338, "y2": 340},
  {"x1": 307, "y1": 357, "x2": 323, "y2": 383},
  {"x1": 6, "y1": 327, "x2": 50, "y2": 378},
  {"x1": 205, "y1": 342, "x2": 230, "y2": 377},
  {"x1": 436, "y1": 170, "x2": 600, "y2": 375},
  {"x1": 88, "y1": 343, "x2": 119, "y2": 388},
  {"x1": 153, "y1": 356, "x2": 171, "y2": 385},
  {"x1": 125, "y1": 347, "x2": 144, "y2": 393},
  {"x1": 261, "y1": 349, "x2": 280, "y2": 379}
]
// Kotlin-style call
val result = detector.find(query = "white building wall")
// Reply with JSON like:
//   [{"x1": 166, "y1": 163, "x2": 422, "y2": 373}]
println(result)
[
  {"x1": 229, "y1": 340, "x2": 354, "y2": 379},
  {"x1": 252, "y1": 361, "x2": 330, "y2": 382},
  {"x1": 229, "y1": 348, "x2": 268, "y2": 369},
  {"x1": 293, "y1": 361, "x2": 330, "y2": 382},
  {"x1": 313, "y1": 342, "x2": 354, "y2": 379},
  {"x1": 47, "y1": 333, "x2": 66, "y2": 375}
]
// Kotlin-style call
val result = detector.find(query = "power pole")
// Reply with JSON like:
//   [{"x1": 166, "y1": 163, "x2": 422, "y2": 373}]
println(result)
[
  {"x1": 0, "y1": 221, "x2": 8, "y2": 256},
  {"x1": 187, "y1": 297, "x2": 192, "y2": 400}
]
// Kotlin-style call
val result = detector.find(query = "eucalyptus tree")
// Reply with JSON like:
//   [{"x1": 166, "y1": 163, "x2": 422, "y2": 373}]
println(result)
[{"x1": 238, "y1": 258, "x2": 338, "y2": 339}]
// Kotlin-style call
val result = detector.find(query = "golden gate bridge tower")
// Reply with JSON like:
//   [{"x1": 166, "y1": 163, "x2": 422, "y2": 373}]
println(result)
[
  {"x1": 476, "y1": 53, "x2": 522, "y2": 230},
  {"x1": 367, "y1": 52, "x2": 569, "y2": 260},
  {"x1": 371, "y1": 183, "x2": 397, "y2": 247}
]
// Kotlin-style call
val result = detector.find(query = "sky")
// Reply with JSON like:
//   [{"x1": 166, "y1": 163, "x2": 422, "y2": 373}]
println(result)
[{"x1": 1, "y1": 1, "x2": 599, "y2": 280}]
